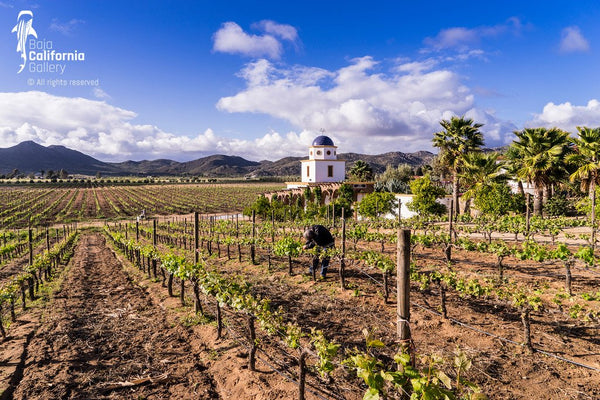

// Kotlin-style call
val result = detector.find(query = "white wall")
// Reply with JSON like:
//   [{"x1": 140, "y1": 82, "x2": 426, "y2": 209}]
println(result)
[
  {"x1": 301, "y1": 160, "x2": 345, "y2": 183},
  {"x1": 378, "y1": 194, "x2": 452, "y2": 220}
]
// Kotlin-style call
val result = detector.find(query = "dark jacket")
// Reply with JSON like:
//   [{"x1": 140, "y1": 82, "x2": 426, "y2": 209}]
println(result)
[{"x1": 304, "y1": 225, "x2": 335, "y2": 249}]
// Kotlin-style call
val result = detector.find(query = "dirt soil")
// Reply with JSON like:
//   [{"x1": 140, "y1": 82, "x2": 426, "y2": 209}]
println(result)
[
  {"x1": 2, "y1": 229, "x2": 599, "y2": 400},
  {"x1": 1, "y1": 233, "x2": 220, "y2": 399}
]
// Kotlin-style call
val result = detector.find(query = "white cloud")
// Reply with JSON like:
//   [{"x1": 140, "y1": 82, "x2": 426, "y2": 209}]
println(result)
[
  {"x1": 92, "y1": 88, "x2": 111, "y2": 100},
  {"x1": 559, "y1": 26, "x2": 589, "y2": 53},
  {"x1": 217, "y1": 56, "x2": 513, "y2": 152},
  {"x1": 0, "y1": 91, "x2": 318, "y2": 161},
  {"x1": 528, "y1": 99, "x2": 600, "y2": 131},
  {"x1": 49, "y1": 18, "x2": 85, "y2": 36},
  {"x1": 253, "y1": 20, "x2": 298, "y2": 42},
  {"x1": 423, "y1": 17, "x2": 522, "y2": 52},
  {"x1": 212, "y1": 21, "x2": 298, "y2": 59}
]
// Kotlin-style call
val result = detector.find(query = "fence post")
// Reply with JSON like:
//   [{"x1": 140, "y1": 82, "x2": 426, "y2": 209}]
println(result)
[
  {"x1": 298, "y1": 349, "x2": 307, "y2": 400},
  {"x1": 525, "y1": 193, "x2": 531, "y2": 237},
  {"x1": 340, "y1": 207, "x2": 346, "y2": 290},
  {"x1": 194, "y1": 211, "x2": 199, "y2": 264},
  {"x1": 251, "y1": 210, "x2": 256, "y2": 264},
  {"x1": 248, "y1": 315, "x2": 257, "y2": 371},
  {"x1": 397, "y1": 229, "x2": 412, "y2": 362}
]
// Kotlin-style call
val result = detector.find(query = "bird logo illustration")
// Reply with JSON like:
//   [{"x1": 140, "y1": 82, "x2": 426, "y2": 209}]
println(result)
[{"x1": 12, "y1": 10, "x2": 37, "y2": 73}]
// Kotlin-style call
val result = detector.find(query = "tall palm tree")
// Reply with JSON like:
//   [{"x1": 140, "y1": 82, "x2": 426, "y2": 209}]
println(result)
[
  {"x1": 458, "y1": 152, "x2": 506, "y2": 202},
  {"x1": 568, "y1": 126, "x2": 600, "y2": 247},
  {"x1": 510, "y1": 127, "x2": 571, "y2": 216},
  {"x1": 432, "y1": 116, "x2": 484, "y2": 216}
]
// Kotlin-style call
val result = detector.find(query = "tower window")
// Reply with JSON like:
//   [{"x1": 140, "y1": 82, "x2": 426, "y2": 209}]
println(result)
[
  {"x1": 328, "y1": 165, "x2": 333, "y2": 177},
  {"x1": 326, "y1": 150, "x2": 331, "y2": 155},
  {"x1": 307, "y1": 165, "x2": 310, "y2": 177},
  {"x1": 316, "y1": 150, "x2": 322, "y2": 155}
]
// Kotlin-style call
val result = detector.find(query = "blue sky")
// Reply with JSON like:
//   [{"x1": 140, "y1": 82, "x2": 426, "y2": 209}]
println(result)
[{"x1": 1, "y1": 0, "x2": 600, "y2": 161}]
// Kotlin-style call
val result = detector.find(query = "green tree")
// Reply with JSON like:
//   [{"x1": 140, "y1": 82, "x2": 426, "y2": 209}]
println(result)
[
  {"x1": 243, "y1": 195, "x2": 271, "y2": 218},
  {"x1": 472, "y1": 182, "x2": 516, "y2": 217},
  {"x1": 408, "y1": 174, "x2": 447, "y2": 217},
  {"x1": 567, "y1": 126, "x2": 600, "y2": 245},
  {"x1": 357, "y1": 192, "x2": 396, "y2": 219},
  {"x1": 458, "y1": 152, "x2": 506, "y2": 213},
  {"x1": 375, "y1": 164, "x2": 413, "y2": 193},
  {"x1": 510, "y1": 127, "x2": 571, "y2": 216},
  {"x1": 432, "y1": 116, "x2": 484, "y2": 216},
  {"x1": 349, "y1": 160, "x2": 374, "y2": 181}
]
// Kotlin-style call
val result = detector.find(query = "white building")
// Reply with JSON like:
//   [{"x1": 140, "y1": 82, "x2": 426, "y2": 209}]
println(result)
[{"x1": 300, "y1": 135, "x2": 345, "y2": 183}]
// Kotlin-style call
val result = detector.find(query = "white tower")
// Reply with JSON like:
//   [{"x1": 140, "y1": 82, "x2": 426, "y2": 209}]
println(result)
[{"x1": 301, "y1": 135, "x2": 345, "y2": 183}]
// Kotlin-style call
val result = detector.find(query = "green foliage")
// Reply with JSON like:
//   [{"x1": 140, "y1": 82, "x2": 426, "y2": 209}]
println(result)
[
  {"x1": 349, "y1": 160, "x2": 374, "y2": 181},
  {"x1": 375, "y1": 164, "x2": 413, "y2": 193},
  {"x1": 472, "y1": 182, "x2": 517, "y2": 217},
  {"x1": 243, "y1": 195, "x2": 271, "y2": 219},
  {"x1": 408, "y1": 174, "x2": 447, "y2": 217},
  {"x1": 544, "y1": 192, "x2": 573, "y2": 217},
  {"x1": 313, "y1": 186, "x2": 323, "y2": 204},
  {"x1": 273, "y1": 237, "x2": 302, "y2": 258},
  {"x1": 358, "y1": 192, "x2": 396, "y2": 219},
  {"x1": 339, "y1": 183, "x2": 355, "y2": 203}
]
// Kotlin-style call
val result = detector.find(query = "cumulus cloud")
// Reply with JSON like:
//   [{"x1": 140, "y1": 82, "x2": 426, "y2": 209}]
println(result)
[
  {"x1": 213, "y1": 20, "x2": 298, "y2": 59},
  {"x1": 423, "y1": 17, "x2": 522, "y2": 52},
  {"x1": 0, "y1": 91, "x2": 320, "y2": 161},
  {"x1": 217, "y1": 56, "x2": 512, "y2": 152},
  {"x1": 559, "y1": 26, "x2": 589, "y2": 53},
  {"x1": 528, "y1": 99, "x2": 600, "y2": 131}
]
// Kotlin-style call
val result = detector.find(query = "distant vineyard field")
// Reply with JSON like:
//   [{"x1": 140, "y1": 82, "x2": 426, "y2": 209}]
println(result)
[{"x1": 0, "y1": 183, "x2": 283, "y2": 228}]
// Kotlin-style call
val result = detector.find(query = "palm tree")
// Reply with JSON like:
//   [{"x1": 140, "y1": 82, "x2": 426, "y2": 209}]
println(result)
[
  {"x1": 458, "y1": 152, "x2": 506, "y2": 203},
  {"x1": 568, "y1": 126, "x2": 600, "y2": 247},
  {"x1": 349, "y1": 160, "x2": 374, "y2": 181},
  {"x1": 432, "y1": 116, "x2": 484, "y2": 216},
  {"x1": 510, "y1": 127, "x2": 571, "y2": 216}
]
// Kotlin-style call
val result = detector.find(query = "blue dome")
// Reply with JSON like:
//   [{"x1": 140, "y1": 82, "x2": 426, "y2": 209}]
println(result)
[{"x1": 312, "y1": 135, "x2": 334, "y2": 146}]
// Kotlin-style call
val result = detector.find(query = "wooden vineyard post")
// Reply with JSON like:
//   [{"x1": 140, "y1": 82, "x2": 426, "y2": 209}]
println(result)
[
  {"x1": 525, "y1": 193, "x2": 531, "y2": 238},
  {"x1": 251, "y1": 210, "x2": 256, "y2": 264},
  {"x1": 248, "y1": 315, "x2": 257, "y2": 371},
  {"x1": 180, "y1": 278, "x2": 186, "y2": 306},
  {"x1": 194, "y1": 212, "x2": 199, "y2": 264},
  {"x1": 340, "y1": 207, "x2": 346, "y2": 290},
  {"x1": 397, "y1": 199, "x2": 402, "y2": 225},
  {"x1": 397, "y1": 229, "x2": 412, "y2": 363},
  {"x1": 46, "y1": 227, "x2": 50, "y2": 252},
  {"x1": 152, "y1": 219, "x2": 158, "y2": 278},
  {"x1": 216, "y1": 301, "x2": 223, "y2": 339},
  {"x1": 237, "y1": 214, "x2": 242, "y2": 262},
  {"x1": 136, "y1": 219, "x2": 139, "y2": 241},
  {"x1": 521, "y1": 308, "x2": 533, "y2": 353},
  {"x1": 446, "y1": 199, "x2": 453, "y2": 262},
  {"x1": 28, "y1": 225, "x2": 35, "y2": 300},
  {"x1": 298, "y1": 349, "x2": 308, "y2": 400}
]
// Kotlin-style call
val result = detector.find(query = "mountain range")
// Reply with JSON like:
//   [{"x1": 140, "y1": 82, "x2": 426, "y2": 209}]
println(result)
[{"x1": 0, "y1": 141, "x2": 434, "y2": 177}]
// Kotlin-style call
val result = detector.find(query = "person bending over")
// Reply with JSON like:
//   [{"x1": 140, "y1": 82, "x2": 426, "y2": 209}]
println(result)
[{"x1": 302, "y1": 225, "x2": 335, "y2": 279}]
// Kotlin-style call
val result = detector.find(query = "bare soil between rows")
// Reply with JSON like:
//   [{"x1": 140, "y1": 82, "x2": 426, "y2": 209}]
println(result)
[{"x1": 1, "y1": 233, "x2": 220, "y2": 399}]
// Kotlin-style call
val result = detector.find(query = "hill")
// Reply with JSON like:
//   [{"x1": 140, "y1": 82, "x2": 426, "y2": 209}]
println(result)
[{"x1": 0, "y1": 141, "x2": 434, "y2": 177}]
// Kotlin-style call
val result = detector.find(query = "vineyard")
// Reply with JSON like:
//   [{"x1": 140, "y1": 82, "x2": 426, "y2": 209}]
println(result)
[
  {"x1": 0, "y1": 182, "x2": 283, "y2": 228},
  {"x1": 1, "y1": 187, "x2": 598, "y2": 399}
]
